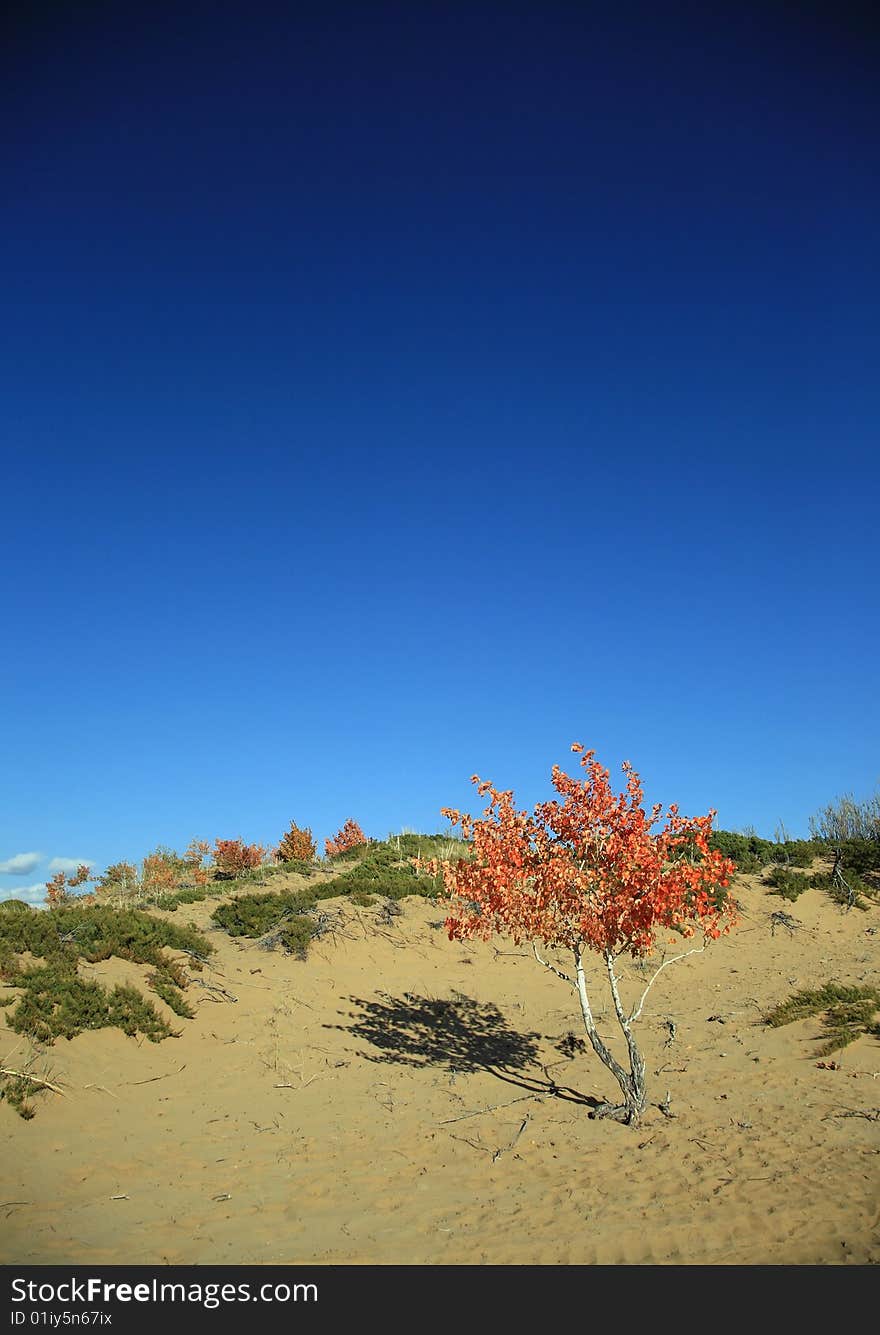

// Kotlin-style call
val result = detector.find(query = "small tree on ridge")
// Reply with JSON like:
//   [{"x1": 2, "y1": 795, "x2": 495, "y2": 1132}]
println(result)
[
  {"x1": 432, "y1": 745, "x2": 737, "y2": 1124},
  {"x1": 325, "y1": 819, "x2": 368, "y2": 858},
  {"x1": 276, "y1": 820, "x2": 317, "y2": 863}
]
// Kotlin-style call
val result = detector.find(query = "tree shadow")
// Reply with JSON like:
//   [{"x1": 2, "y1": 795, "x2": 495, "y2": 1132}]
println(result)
[{"x1": 328, "y1": 990, "x2": 597, "y2": 1107}]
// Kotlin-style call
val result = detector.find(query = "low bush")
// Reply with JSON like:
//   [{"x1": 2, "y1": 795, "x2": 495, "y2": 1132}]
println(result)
[
  {"x1": 809, "y1": 870, "x2": 878, "y2": 911},
  {"x1": 765, "y1": 983, "x2": 880, "y2": 1056},
  {"x1": 317, "y1": 835, "x2": 450, "y2": 901},
  {"x1": 277, "y1": 917, "x2": 316, "y2": 959},
  {"x1": 709, "y1": 831, "x2": 822, "y2": 874},
  {"x1": 211, "y1": 889, "x2": 317, "y2": 938},
  {"x1": 209, "y1": 834, "x2": 454, "y2": 956},
  {"x1": 0, "y1": 902, "x2": 211, "y2": 1117},
  {"x1": 765, "y1": 867, "x2": 812, "y2": 901},
  {"x1": 4, "y1": 967, "x2": 176, "y2": 1045}
]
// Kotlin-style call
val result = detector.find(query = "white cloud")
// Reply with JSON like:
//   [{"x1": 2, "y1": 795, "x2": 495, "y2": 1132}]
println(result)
[
  {"x1": 47, "y1": 857, "x2": 95, "y2": 874},
  {"x1": 0, "y1": 882, "x2": 47, "y2": 906},
  {"x1": 0, "y1": 852, "x2": 42, "y2": 876}
]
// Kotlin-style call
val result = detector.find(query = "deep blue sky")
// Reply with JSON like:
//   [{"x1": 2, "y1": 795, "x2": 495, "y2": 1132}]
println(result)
[{"x1": 2, "y1": 2, "x2": 878, "y2": 901}]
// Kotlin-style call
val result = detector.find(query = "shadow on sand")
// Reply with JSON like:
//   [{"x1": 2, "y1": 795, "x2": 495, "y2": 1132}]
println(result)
[{"x1": 328, "y1": 990, "x2": 598, "y2": 1108}]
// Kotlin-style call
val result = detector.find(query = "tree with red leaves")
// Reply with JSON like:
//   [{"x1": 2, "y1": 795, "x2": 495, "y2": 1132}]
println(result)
[
  {"x1": 276, "y1": 820, "x2": 318, "y2": 864},
  {"x1": 433, "y1": 745, "x2": 737, "y2": 1124},
  {"x1": 212, "y1": 838, "x2": 266, "y2": 877},
  {"x1": 324, "y1": 819, "x2": 368, "y2": 858},
  {"x1": 45, "y1": 863, "x2": 93, "y2": 907}
]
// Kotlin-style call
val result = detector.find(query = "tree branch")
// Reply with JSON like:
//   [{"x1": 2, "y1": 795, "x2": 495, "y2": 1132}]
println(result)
[
  {"x1": 532, "y1": 943, "x2": 574, "y2": 987},
  {"x1": 629, "y1": 942, "x2": 708, "y2": 1023},
  {"x1": 604, "y1": 952, "x2": 630, "y2": 1032},
  {"x1": 0, "y1": 1068, "x2": 65, "y2": 1095}
]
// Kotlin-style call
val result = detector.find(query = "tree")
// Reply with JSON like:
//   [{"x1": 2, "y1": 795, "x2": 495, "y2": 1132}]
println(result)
[
  {"x1": 212, "y1": 838, "x2": 266, "y2": 877},
  {"x1": 432, "y1": 745, "x2": 737, "y2": 1124},
  {"x1": 324, "y1": 819, "x2": 368, "y2": 858},
  {"x1": 276, "y1": 820, "x2": 317, "y2": 863},
  {"x1": 808, "y1": 789, "x2": 880, "y2": 909},
  {"x1": 809, "y1": 789, "x2": 880, "y2": 844},
  {"x1": 45, "y1": 863, "x2": 93, "y2": 907}
]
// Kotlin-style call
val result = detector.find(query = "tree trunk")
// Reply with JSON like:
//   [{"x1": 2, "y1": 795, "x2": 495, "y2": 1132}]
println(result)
[{"x1": 574, "y1": 949, "x2": 647, "y2": 1124}]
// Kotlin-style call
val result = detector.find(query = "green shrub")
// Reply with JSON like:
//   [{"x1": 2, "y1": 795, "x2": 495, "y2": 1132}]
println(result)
[
  {"x1": 277, "y1": 917, "x2": 316, "y2": 959},
  {"x1": 7, "y1": 966, "x2": 175, "y2": 1044},
  {"x1": 208, "y1": 835, "x2": 464, "y2": 958},
  {"x1": 709, "y1": 831, "x2": 774, "y2": 872},
  {"x1": 43, "y1": 905, "x2": 212, "y2": 966},
  {"x1": 809, "y1": 871, "x2": 878, "y2": 911},
  {"x1": 276, "y1": 860, "x2": 315, "y2": 877},
  {"x1": 0, "y1": 937, "x2": 21, "y2": 982},
  {"x1": 211, "y1": 889, "x2": 317, "y2": 937},
  {"x1": 149, "y1": 972, "x2": 197, "y2": 1018},
  {"x1": 771, "y1": 840, "x2": 821, "y2": 868},
  {"x1": 765, "y1": 867, "x2": 812, "y2": 901},
  {"x1": 0, "y1": 1070, "x2": 42, "y2": 1119},
  {"x1": 324, "y1": 842, "x2": 369, "y2": 864},
  {"x1": 708, "y1": 832, "x2": 822, "y2": 876},
  {"x1": 0, "y1": 903, "x2": 210, "y2": 1078},
  {"x1": 316, "y1": 835, "x2": 450, "y2": 901},
  {"x1": 835, "y1": 839, "x2": 880, "y2": 878},
  {"x1": 765, "y1": 983, "x2": 880, "y2": 1056}
]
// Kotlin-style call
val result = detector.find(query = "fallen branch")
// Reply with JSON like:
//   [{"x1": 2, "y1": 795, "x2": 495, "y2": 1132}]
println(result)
[
  {"x1": 439, "y1": 1094, "x2": 537, "y2": 1125},
  {"x1": 123, "y1": 1064, "x2": 187, "y2": 1086},
  {"x1": 492, "y1": 1113, "x2": 530, "y2": 1163},
  {"x1": 769, "y1": 911, "x2": 802, "y2": 938},
  {"x1": 821, "y1": 1107, "x2": 880, "y2": 1122},
  {"x1": 0, "y1": 1068, "x2": 65, "y2": 1095},
  {"x1": 188, "y1": 976, "x2": 238, "y2": 1003}
]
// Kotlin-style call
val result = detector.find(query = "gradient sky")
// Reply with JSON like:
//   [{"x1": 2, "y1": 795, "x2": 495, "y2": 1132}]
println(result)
[{"x1": 2, "y1": 2, "x2": 878, "y2": 903}]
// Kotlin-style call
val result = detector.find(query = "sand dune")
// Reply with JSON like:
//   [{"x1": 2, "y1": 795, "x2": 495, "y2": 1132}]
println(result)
[{"x1": 2, "y1": 873, "x2": 878, "y2": 1265}]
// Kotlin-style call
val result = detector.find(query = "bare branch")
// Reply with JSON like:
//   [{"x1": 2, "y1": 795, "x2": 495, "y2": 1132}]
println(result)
[
  {"x1": 0, "y1": 1068, "x2": 65, "y2": 1095},
  {"x1": 439, "y1": 1095, "x2": 537, "y2": 1125},
  {"x1": 532, "y1": 943, "x2": 574, "y2": 987},
  {"x1": 629, "y1": 943, "x2": 708, "y2": 1023}
]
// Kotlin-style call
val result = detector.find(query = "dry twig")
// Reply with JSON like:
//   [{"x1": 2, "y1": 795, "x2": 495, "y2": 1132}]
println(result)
[{"x1": 0, "y1": 1067, "x2": 65, "y2": 1095}]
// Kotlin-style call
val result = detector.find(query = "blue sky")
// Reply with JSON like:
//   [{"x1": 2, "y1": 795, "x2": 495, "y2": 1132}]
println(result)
[{"x1": 2, "y1": 2, "x2": 878, "y2": 903}]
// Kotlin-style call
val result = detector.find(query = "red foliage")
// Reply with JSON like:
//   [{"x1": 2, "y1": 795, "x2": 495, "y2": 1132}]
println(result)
[
  {"x1": 324, "y1": 819, "x2": 368, "y2": 858},
  {"x1": 45, "y1": 864, "x2": 94, "y2": 906},
  {"x1": 439, "y1": 745, "x2": 736, "y2": 957},
  {"x1": 184, "y1": 839, "x2": 210, "y2": 886},
  {"x1": 212, "y1": 838, "x2": 267, "y2": 877},
  {"x1": 141, "y1": 852, "x2": 179, "y2": 894},
  {"x1": 45, "y1": 871, "x2": 70, "y2": 907},
  {"x1": 276, "y1": 821, "x2": 317, "y2": 863}
]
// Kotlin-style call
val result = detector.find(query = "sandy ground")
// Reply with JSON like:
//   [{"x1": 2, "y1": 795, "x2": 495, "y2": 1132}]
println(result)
[{"x1": 2, "y1": 871, "x2": 878, "y2": 1266}]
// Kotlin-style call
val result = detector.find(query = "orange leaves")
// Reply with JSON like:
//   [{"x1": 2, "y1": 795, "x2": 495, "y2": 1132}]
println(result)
[
  {"x1": 184, "y1": 839, "x2": 210, "y2": 866},
  {"x1": 212, "y1": 839, "x2": 266, "y2": 877},
  {"x1": 46, "y1": 864, "x2": 94, "y2": 906},
  {"x1": 45, "y1": 871, "x2": 70, "y2": 907},
  {"x1": 439, "y1": 746, "x2": 737, "y2": 960},
  {"x1": 276, "y1": 820, "x2": 317, "y2": 864},
  {"x1": 324, "y1": 819, "x2": 368, "y2": 858}
]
